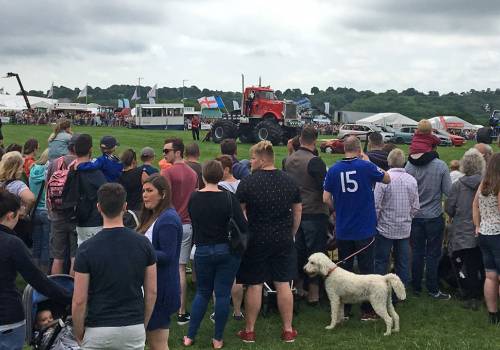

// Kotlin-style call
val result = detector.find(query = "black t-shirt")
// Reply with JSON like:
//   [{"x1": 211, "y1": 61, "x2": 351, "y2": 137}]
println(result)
[
  {"x1": 118, "y1": 167, "x2": 144, "y2": 211},
  {"x1": 189, "y1": 191, "x2": 248, "y2": 246},
  {"x1": 74, "y1": 227, "x2": 156, "y2": 327},
  {"x1": 236, "y1": 169, "x2": 301, "y2": 245}
]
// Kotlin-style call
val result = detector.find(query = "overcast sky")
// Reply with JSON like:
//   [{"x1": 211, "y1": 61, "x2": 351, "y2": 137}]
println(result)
[{"x1": 1, "y1": 0, "x2": 500, "y2": 95}]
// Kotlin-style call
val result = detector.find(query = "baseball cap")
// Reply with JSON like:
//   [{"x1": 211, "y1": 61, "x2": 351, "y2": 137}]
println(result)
[
  {"x1": 100, "y1": 136, "x2": 119, "y2": 149},
  {"x1": 141, "y1": 147, "x2": 155, "y2": 158}
]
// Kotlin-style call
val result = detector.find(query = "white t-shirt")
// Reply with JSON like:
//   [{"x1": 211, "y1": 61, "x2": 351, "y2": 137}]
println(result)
[
  {"x1": 144, "y1": 220, "x2": 157, "y2": 243},
  {"x1": 218, "y1": 180, "x2": 240, "y2": 194}
]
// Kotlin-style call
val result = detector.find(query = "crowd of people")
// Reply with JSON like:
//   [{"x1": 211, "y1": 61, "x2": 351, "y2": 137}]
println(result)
[{"x1": 0, "y1": 117, "x2": 500, "y2": 350}]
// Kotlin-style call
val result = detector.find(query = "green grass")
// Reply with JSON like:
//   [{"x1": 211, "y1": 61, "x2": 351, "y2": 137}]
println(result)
[{"x1": 5, "y1": 124, "x2": 499, "y2": 350}]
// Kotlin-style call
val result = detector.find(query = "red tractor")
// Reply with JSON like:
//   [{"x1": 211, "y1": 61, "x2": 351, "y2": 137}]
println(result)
[{"x1": 211, "y1": 84, "x2": 301, "y2": 145}]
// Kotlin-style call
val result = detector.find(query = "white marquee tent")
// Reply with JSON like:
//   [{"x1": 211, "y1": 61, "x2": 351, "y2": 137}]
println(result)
[
  {"x1": 428, "y1": 116, "x2": 480, "y2": 130},
  {"x1": 356, "y1": 112, "x2": 418, "y2": 127},
  {"x1": 0, "y1": 94, "x2": 57, "y2": 111}
]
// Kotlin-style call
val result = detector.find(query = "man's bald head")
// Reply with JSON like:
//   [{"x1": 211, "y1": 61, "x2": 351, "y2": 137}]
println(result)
[
  {"x1": 474, "y1": 143, "x2": 493, "y2": 163},
  {"x1": 344, "y1": 136, "x2": 361, "y2": 155}
]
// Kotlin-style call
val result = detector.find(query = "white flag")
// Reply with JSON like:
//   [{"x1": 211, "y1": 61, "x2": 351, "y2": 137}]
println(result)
[
  {"x1": 324, "y1": 102, "x2": 330, "y2": 115},
  {"x1": 148, "y1": 97, "x2": 156, "y2": 104},
  {"x1": 47, "y1": 83, "x2": 54, "y2": 98},
  {"x1": 147, "y1": 84, "x2": 157, "y2": 98},
  {"x1": 232, "y1": 100, "x2": 240, "y2": 111},
  {"x1": 131, "y1": 87, "x2": 139, "y2": 101},
  {"x1": 78, "y1": 85, "x2": 87, "y2": 98}
]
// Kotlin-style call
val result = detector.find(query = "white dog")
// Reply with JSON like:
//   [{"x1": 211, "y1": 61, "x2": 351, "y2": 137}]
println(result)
[{"x1": 304, "y1": 252, "x2": 406, "y2": 336}]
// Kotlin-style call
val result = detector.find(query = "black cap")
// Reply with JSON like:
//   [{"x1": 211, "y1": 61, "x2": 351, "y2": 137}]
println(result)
[{"x1": 100, "y1": 136, "x2": 118, "y2": 149}]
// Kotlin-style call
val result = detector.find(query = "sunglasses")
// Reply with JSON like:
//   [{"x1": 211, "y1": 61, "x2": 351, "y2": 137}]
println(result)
[{"x1": 163, "y1": 148, "x2": 174, "y2": 154}]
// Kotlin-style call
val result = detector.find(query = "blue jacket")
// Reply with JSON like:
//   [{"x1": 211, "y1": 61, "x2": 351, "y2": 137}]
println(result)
[
  {"x1": 152, "y1": 208, "x2": 182, "y2": 314},
  {"x1": 93, "y1": 153, "x2": 123, "y2": 182}
]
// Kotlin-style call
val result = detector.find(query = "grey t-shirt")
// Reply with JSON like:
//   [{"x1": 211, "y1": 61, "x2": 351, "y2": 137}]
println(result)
[{"x1": 2, "y1": 180, "x2": 28, "y2": 197}]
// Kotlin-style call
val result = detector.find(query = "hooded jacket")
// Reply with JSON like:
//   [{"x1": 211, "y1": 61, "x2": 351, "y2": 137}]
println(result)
[
  {"x1": 29, "y1": 163, "x2": 47, "y2": 209},
  {"x1": 445, "y1": 174, "x2": 482, "y2": 252},
  {"x1": 75, "y1": 161, "x2": 107, "y2": 227},
  {"x1": 93, "y1": 153, "x2": 123, "y2": 182}
]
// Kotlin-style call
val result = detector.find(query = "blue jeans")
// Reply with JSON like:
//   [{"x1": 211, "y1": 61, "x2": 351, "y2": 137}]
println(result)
[
  {"x1": 32, "y1": 208, "x2": 50, "y2": 266},
  {"x1": 374, "y1": 234, "x2": 410, "y2": 286},
  {"x1": 0, "y1": 324, "x2": 25, "y2": 350},
  {"x1": 410, "y1": 216, "x2": 445, "y2": 294},
  {"x1": 188, "y1": 244, "x2": 241, "y2": 341}
]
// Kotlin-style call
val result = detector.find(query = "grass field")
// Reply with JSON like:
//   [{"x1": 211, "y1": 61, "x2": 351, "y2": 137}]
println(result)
[{"x1": 5, "y1": 125, "x2": 500, "y2": 350}]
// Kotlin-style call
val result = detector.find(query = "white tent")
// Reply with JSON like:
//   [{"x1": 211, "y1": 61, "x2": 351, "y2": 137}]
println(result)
[
  {"x1": 428, "y1": 116, "x2": 479, "y2": 130},
  {"x1": 356, "y1": 113, "x2": 418, "y2": 127},
  {"x1": 0, "y1": 94, "x2": 57, "y2": 111}
]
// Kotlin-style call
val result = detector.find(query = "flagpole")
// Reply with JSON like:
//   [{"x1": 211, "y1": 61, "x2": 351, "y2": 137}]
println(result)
[{"x1": 85, "y1": 83, "x2": 88, "y2": 105}]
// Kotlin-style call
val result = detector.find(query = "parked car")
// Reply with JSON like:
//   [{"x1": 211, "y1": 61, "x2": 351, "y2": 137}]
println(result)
[
  {"x1": 320, "y1": 137, "x2": 345, "y2": 154},
  {"x1": 338, "y1": 124, "x2": 394, "y2": 142},
  {"x1": 393, "y1": 126, "x2": 417, "y2": 144},
  {"x1": 433, "y1": 129, "x2": 465, "y2": 146}
]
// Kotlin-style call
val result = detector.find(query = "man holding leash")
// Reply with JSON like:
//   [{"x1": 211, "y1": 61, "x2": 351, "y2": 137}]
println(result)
[{"x1": 323, "y1": 136, "x2": 390, "y2": 320}]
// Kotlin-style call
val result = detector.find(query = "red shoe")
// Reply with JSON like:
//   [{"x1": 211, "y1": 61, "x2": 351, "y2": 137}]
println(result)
[
  {"x1": 281, "y1": 328, "x2": 298, "y2": 343},
  {"x1": 237, "y1": 329, "x2": 256, "y2": 343}
]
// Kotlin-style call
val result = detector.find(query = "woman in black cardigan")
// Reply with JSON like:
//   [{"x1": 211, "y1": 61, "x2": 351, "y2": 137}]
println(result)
[
  {"x1": 0, "y1": 190, "x2": 71, "y2": 350},
  {"x1": 183, "y1": 160, "x2": 247, "y2": 349}
]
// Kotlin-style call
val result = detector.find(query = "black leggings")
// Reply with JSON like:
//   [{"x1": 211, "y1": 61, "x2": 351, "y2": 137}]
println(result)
[{"x1": 192, "y1": 127, "x2": 200, "y2": 140}]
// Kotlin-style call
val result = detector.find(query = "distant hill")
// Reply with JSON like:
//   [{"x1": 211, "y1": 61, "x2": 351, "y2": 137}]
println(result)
[{"x1": 22, "y1": 85, "x2": 499, "y2": 125}]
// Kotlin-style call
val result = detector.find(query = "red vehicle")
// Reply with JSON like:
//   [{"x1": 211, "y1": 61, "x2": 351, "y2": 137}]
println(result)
[
  {"x1": 320, "y1": 138, "x2": 345, "y2": 154},
  {"x1": 433, "y1": 129, "x2": 465, "y2": 146},
  {"x1": 211, "y1": 78, "x2": 300, "y2": 145}
]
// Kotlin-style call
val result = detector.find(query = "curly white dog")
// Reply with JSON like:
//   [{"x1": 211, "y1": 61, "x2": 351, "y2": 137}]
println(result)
[{"x1": 304, "y1": 252, "x2": 406, "y2": 336}]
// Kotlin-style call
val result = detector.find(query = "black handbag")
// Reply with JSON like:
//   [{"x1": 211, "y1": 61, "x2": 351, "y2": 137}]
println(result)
[{"x1": 226, "y1": 191, "x2": 248, "y2": 255}]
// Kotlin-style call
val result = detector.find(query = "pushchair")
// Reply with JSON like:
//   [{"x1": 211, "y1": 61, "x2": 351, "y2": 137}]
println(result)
[
  {"x1": 22, "y1": 274, "x2": 79, "y2": 350},
  {"x1": 261, "y1": 280, "x2": 300, "y2": 317}
]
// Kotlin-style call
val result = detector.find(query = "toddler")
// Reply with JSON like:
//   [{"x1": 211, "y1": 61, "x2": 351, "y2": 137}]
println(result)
[{"x1": 408, "y1": 119, "x2": 441, "y2": 165}]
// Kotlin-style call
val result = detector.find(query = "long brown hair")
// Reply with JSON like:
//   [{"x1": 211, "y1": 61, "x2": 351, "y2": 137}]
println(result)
[
  {"x1": 48, "y1": 118, "x2": 71, "y2": 142},
  {"x1": 481, "y1": 153, "x2": 500, "y2": 196},
  {"x1": 137, "y1": 174, "x2": 172, "y2": 234}
]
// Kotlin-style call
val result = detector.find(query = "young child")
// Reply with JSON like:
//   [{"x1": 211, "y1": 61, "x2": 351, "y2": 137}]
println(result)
[
  {"x1": 36, "y1": 309, "x2": 54, "y2": 330},
  {"x1": 449, "y1": 159, "x2": 464, "y2": 183},
  {"x1": 140, "y1": 147, "x2": 159, "y2": 183},
  {"x1": 408, "y1": 119, "x2": 441, "y2": 165},
  {"x1": 93, "y1": 136, "x2": 123, "y2": 182}
]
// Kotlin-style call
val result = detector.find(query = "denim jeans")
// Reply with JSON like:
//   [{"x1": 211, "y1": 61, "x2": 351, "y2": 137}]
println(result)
[
  {"x1": 0, "y1": 324, "x2": 25, "y2": 350},
  {"x1": 187, "y1": 243, "x2": 241, "y2": 341},
  {"x1": 337, "y1": 237, "x2": 375, "y2": 313},
  {"x1": 295, "y1": 216, "x2": 329, "y2": 282},
  {"x1": 374, "y1": 234, "x2": 410, "y2": 286},
  {"x1": 410, "y1": 215, "x2": 445, "y2": 294},
  {"x1": 32, "y1": 208, "x2": 50, "y2": 266}
]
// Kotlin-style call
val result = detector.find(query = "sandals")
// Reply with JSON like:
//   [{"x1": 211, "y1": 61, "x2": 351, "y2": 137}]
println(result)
[{"x1": 212, "y1": 339, "x2": 224, "y2": 349}]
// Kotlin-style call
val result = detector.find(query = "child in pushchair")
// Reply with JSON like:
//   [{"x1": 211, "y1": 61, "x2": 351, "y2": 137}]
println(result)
[{"x1": 23, "y1": 274, "x2": 79, "y2": 350}]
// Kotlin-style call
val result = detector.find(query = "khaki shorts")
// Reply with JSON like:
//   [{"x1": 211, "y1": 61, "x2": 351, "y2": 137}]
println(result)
[
  {"x1": 82, "y1": 324, "x2": 145, "y2": 350},
  {"x1": 179, "y1": 224, "x2": 193, "y2": 265},
  {"x1": 50, "y1": 211, "x2": 77, "y2": 259}
]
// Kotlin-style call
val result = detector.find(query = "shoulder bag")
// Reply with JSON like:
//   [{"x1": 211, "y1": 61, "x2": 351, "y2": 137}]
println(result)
[{"x1": 226, "y1": 191, "x2": 248, "y2": 255}]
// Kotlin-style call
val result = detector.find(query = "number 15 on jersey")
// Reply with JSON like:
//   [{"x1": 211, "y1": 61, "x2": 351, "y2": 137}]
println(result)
[{"x1": 340, "y1": 171, "x2": 358, "y2": 193}]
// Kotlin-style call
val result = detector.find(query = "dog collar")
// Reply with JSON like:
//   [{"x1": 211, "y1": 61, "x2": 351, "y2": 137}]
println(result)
[{"x1": 325, "y1": 266, "x2": 338, "y2": 278}]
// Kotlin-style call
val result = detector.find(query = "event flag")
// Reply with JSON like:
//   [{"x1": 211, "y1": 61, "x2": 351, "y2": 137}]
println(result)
[
  {"x1": 324, "y1": 102, "x2": 330, "y2": 115},
  {"x1": 78, "y1": 85, "x2": 87, "y2": 98},
  {"x1": 118, "y1": 99, "x2": 124, "y2": 108},
  {"x1": 215, "y1": 96, "x2": 225, "y2": 109},
  {"x1": 131, "y1": 87, "x2": 139, "y2": 101},
  {"x1": 123, "y1": 99, "x2": 130, "y2": 108},
  {"x1": 232, "y1": 100, "x2": 240, "y2": 111},
  {"x1": 147, "y1": 84, "x2": 157, "y2": 98},
  {"x1": 47, "y1": 83, "x2": 54, "y2": 98},
  {"x1": 197, "y1": 96, "x2": 218, "y2": 109}
]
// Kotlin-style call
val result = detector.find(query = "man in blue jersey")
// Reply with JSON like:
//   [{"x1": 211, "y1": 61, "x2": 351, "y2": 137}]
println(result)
[{"x1": 323, "y1": 136, "x2": 390, "y2": 320}]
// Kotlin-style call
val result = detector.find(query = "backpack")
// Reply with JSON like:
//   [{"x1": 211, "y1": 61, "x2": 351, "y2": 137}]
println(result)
[{"x1": 47, "y1": 157, "x2": 74, "y2": 211}]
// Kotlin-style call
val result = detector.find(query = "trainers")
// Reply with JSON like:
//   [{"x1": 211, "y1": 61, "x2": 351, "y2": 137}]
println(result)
[
  {"x1": 429, "y1": 291, "x2": 451, "y2": 300},
  {"x1": 237, "y1": 330, "x2": 256, "y2": 343},
  {"x1": 210, "y1": 312, "x2": 215, "y2": 324},
  {"x1": 360, "y1": 311, "x2": 379, "y2": 321},
  {"x1": 281, "y1": 329, "x2": 298, "y2": 343},
  {"x1": 177, "y1": 312, "x2": 191, "y2": 325},
  {"x1": 233, "y1": 312, "x2": 245, "y2": 321}
]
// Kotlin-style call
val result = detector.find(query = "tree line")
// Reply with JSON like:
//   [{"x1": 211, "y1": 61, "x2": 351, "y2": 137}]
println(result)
[{"x1": 22, "y1": 85, "x2": 499, "y2": 124}]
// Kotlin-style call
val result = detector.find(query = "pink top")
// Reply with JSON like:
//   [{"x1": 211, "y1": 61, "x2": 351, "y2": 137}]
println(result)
[
  {"x1": 409, "y1": 132, "x2": 441, "y2": 154},
  {"x1": 161, "y1": 162, "x2": 198, "y2": 224}
]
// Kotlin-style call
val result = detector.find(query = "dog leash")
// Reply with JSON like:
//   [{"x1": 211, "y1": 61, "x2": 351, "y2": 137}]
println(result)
[{"x1": 326, "y1": 236, "x2": 376, "y2": 277}]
